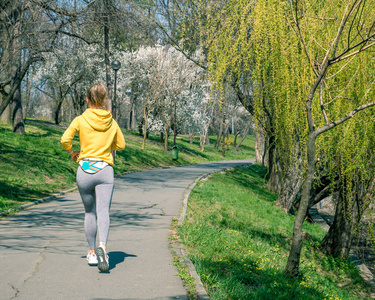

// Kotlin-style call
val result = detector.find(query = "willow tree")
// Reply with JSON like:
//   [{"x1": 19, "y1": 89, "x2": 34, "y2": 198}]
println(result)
[
  {"x1": 206, "y1": 0, "x2": 293, "y2": 193},
  {"x1": 280, "y1": 0, "x2": 375, "y2": 276},
  {"x1": 207, "y1": 0, "x2": 375, "y2": 277},
  {"x1": 251, "y1": 0, "x2": 375, "y2": 276}
]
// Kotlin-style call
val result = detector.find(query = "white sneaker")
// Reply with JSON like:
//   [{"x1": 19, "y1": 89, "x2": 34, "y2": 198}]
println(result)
[
  {"x1": 86, "y1": 252, "x2": 98, "y2": 265},
  {"x1": 95, "y1": 245, "x2": 109, "y2": 272}
]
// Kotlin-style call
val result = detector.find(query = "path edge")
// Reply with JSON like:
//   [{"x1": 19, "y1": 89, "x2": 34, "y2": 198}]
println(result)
[{"x1": 0, "y1": 187, "x2": 78, "y2": 218}]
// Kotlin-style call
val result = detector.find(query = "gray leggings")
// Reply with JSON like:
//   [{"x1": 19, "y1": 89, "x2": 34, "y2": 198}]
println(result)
[{"x1": 76, "y1": 165, "x2": 114, "y2": 249}]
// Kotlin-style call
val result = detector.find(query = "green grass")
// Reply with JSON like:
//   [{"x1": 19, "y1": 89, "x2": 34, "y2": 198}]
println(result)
[
  {"x1": 0, "y1": 120, "x2": 78, "y2": 212},
  {"x1": 0, "y1": 119, "x2": 254, "y2": 214},
  {"x1": 178, "y1": 165, "x2": 372, "y2": 300}
]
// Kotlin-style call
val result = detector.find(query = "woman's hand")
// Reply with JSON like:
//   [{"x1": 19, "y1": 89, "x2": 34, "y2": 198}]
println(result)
[
  {"x1": 66, "y1": 148, "x2": 79, "y2": 162},
  {"x1": 70, "y1": 151, "x2": 80, "y2": 162}
]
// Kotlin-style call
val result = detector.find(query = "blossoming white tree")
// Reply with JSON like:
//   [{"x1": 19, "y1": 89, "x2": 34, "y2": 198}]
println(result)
[
  {"x1": 117, "y1": 44, "x2": 207, "y2": 150},
  {"x1": 33, "y1": 41, "x2": 104, "y2": 124}
]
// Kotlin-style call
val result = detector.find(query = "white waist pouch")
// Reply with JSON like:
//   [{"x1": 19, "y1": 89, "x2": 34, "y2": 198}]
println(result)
[{"x1": 79, "y1": 158, "x2": 109, "y2": 174}]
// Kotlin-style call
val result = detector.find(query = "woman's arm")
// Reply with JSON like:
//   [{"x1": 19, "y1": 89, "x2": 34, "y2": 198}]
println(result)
[
  {"x1": 61, "y1": 117, "x2": 80, "y2": 161},
  {"x1": 111, "y1": 124, "x2": 126, "y2": 151}
]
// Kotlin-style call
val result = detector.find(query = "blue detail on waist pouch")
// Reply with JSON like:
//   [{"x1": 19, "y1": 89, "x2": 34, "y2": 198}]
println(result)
[
  {"x1": 82, "y1": 161, "x2": 90, "y2": 171},
  {"x1": 79, "y1": 159, "x2": 109, "y2": 174}
]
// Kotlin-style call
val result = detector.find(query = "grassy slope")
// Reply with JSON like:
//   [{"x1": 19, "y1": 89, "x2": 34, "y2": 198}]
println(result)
[
  {"x1": 179, "y1": 165, "x2": 371, "y2": 299},
  {"x1": 0, "y1": 119, "x2": 254, "y2": 213}
]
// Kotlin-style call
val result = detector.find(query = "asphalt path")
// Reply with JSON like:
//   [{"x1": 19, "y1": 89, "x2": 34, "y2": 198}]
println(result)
[{"x1": 0, "y1": 159, "x2": 253, "y2": 300}]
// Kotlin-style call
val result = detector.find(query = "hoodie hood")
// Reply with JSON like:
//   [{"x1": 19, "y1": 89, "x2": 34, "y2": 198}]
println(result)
[{"x1": 82, "y1": 109, "x2": 113, "y2": 131}]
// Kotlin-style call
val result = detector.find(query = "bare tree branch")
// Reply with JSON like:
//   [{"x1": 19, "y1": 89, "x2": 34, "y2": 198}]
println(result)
[
  {"x1": 0, "y1": 55, "x2": 43, "y2": 116},
  {"x1": 331, "y1": 40, "x2": 375, "y2": 64},
  {"x1": 289, "y1": 0, "x2": 319, "y2": 77},
  {"x1": 319, "y1": 80, "x2": 329, "y2": 125},
  {"x1": 59, "y1": 30, "x2": 100, "y2": 45},
  {"x1": 317, "y1": 100, "x2": 375, "y2": 136}
]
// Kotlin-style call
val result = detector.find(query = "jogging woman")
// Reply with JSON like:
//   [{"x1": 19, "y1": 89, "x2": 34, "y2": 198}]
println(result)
[{"x1": 61, "y1": 82, "x2": 125, "y2": 272}]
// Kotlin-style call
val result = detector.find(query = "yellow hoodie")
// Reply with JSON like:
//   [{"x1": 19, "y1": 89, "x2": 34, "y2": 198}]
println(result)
[{"x1": 61, "y1": 109, "x2": 125, "y2": 165}]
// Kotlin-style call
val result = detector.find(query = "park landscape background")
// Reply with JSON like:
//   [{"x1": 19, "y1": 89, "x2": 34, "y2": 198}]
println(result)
[
  {"x1": 1, "y1": 0, "x2": 375, "y2": 299},
  {"x1": 0, "y1": 120, "x2": 373, "y2": 299}
]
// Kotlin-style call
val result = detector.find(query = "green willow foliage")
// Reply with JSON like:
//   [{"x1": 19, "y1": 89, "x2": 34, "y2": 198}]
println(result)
[
  {"x1": 250, "y1": 0, "x2": 310, "y2": 167},
  {"x1": 207, "y1": 0, "x2": 311, "y2": 167},
  {"x1": 208, "y1": 0, "x2": 375, "y2": 213}
]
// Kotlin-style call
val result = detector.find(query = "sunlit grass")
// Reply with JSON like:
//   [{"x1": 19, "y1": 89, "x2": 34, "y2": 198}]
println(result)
[
  {"x1": 0, "y1": 121, "x2": 79, "y2": 211},
  {"x1": 179, "y1": 165, "x2": 372, "y2": 299},
  {"x1": 0, "y1": 119, "x2": 254, "y2": 213}
]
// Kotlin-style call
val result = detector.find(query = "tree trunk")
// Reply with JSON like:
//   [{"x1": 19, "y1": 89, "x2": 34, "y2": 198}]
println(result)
[
  {"x1": 201, "y1": 124, "x2": 210, "y2": 152},
  {"x1": 23, "y1": 67, "x2": 33, "y2": 122},
  {"x1": 275, "y1": 133, "x2": 303, "y2": 213},
  {"x1": 160, "y1": 131, "x2": 164, "y2": 143},
  {"x1": 200, "y1": 135, "x2": 205, "y2": 151},
  {"x1": 53, "y1": 87, "x2": 68, "y2": 125},
  {"x1": 104, "y1": 0, "x2": 112, "y2": 111},
  {"x1": 79, "y1": 93, "x2": 86, "y2": 114},
  {"x1": 221, "y1": 125, "x2": 229, "y2": 157},
  {"x1": 205, "y1": 104, "x2": 215, "y2": 147},
  {"x1": 267, "y1": 134, "x2": 282, "y2": 194},
  {"x1": 255, "y1": 127, "x2": 265, "y2": 164},
  {"x1": 275, "y1": 169, "x2": 303, "y2": 214},
  {"x1": 234, "y1": 123, "x2": 250, "y2": 153},
  {"x1": 205, "y1": 131, "x2": 210, "y2": 145},
  {"x1": 164, "y1": 126, "x2": 170, "y2": 150},
  {"x1": 132, "y1": 109, "x2": 136, "y2": 131},
  {"x1": 12, "y1": 82, "x2": 24, "y2": 134},
  {"x1": 128, "y1": 100, "x2": 134, "y2": 130},
  {"x1": 53, "y1": 98, "x2": 64, "y2": 125},
  {"x1": 138, "y1": 119, "x2": 143, "y2": 136},
  {"x1": 321, "y1": 187, "x2": 360, "y2": 259},
  {"x1": 0, "y1": 95, "x2": 12, "y2": 123},
  {"x1": 285, "y1": 132, "x2": 317, "y2": 276},
  {"x1": 230, "y1": 77, "x2": 254, "y2": 115},
  {"x1": 292, "y1": 178, "x2": 334, "y2": 213},
  {"x1": 131, "y1": 103, "x2": 137, "y2": 131},
  {"x1": 189, "y1": 129, "x2": 193, "y2": 144},
  {"x1": 10, "y1": 7, "x2": 24, "y2": 134},
  {"x1": 307, "y1": 184, "x2": 332, "y2": 210},
  {"x1": 142, "y1": 107, "x2": 149, "y2": 150},
  {"x1": 214, "y1": 112, "x2": 224, "y2": 151},
  {"x1": 142, "y1": 121, "x2": 148, "y2": 150},
  {"x1": 233, "y1": 131, "x2": 240, "y2": 147}
]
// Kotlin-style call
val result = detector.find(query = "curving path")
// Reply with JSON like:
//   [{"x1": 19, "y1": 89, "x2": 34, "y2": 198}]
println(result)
[{"x1": 0, "y1": 159, "x2": 254, "y2": 300}]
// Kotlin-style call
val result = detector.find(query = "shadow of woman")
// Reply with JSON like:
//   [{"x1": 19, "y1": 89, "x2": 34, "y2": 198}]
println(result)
[{"x1": 109, "y1": 251, "x2": 137, "y2": 271}]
